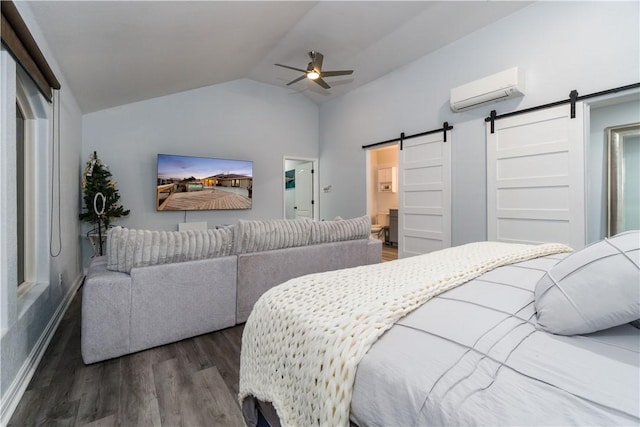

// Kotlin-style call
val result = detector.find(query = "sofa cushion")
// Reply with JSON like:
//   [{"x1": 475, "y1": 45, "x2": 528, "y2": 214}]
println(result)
[
  {"x1": 310, "y1": 215, "x2": 371, "y2": 244},
  {"x1": 233, "y1": 218, "x2": 312, "y2": 254},
  {"x1": 106, "y1": 226, "x2": 234, "y2": 273}
]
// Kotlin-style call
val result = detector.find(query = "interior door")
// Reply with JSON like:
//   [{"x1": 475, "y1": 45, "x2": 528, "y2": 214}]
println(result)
[
  {"x1": 294, "y1": 162, "x2": 313, "y2": 219},
  {"x1": 398, "y1": 131, "x2": 451, "y2": 258},
  {"x1": 486, "y1": 103, "x2": 586, "y2": 249}
]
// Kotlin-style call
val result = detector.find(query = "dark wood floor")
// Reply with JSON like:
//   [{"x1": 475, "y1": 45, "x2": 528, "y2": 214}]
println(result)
[
  {"x1": 381, "y1": 243, "x2": 398, "y2": 262},
  {"x1": 8, "y1": 287, "x2": 246, "y2": 427},
  {"x1": 9, "y1": 249, "x2": 397, "y2": 427}
]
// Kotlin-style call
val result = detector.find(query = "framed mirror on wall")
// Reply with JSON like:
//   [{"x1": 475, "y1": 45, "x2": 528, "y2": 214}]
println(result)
[{"x1": 607, "y1": 122, "x2": 640, "y2": 236}]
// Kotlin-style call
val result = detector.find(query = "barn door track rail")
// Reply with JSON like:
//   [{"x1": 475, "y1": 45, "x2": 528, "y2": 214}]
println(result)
[
  {"x1": 362, "y1": 122, "x2": 453, "y2": 151},
  {"x1": 486, "y1": 82, "x2": 640, "y2": 134}
]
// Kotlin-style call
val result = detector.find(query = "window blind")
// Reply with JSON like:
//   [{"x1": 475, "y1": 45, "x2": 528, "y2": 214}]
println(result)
[{"x1": 1, "y1": 0, "x2": 60, "y2": 102}]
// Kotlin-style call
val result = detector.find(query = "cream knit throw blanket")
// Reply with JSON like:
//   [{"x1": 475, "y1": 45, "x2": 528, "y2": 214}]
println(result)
[{"x1": 239, "y1": 241, "x2": 571, "y2": 427}]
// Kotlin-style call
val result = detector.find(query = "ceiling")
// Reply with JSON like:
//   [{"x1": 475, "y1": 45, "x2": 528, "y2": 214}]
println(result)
[{"x1": 25, "y1": 1, "x2": 530, "y2": 114}]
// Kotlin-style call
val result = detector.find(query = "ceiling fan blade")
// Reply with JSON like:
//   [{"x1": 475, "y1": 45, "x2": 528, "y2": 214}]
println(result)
[
  {"x1": 320, "y1": 70, "x2": 354, "y2": 77},
  {"x1": 286, "y1": 75, "x2": 307, "y2": 86},
  {"x1": 310, "y1": 51, "x2": 323, "y2": 71},
  {"x1": 275, "y1": 63, "x2": 307, "y2": 73},
  {"x1": 276, "y1": 52, "x2": 351, "y2": 90},
  {"x1": 313, "y1": 77, "x2": 330, "y2": 89}
]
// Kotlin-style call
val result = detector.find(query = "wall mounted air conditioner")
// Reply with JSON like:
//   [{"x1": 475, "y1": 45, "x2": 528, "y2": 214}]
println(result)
[{"x1": 450, "y1": 67, "x2": 525, "y2": 112}]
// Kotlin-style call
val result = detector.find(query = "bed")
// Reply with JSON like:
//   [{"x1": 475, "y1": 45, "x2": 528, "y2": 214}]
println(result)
[{"x1": 239, "y1": 231, "x2": 640, "y2": 427}]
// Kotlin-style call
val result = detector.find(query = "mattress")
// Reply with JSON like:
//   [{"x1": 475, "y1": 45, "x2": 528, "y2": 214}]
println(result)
[{"x1": 350, "y1": 254, "x2": 640, "y2": 426}]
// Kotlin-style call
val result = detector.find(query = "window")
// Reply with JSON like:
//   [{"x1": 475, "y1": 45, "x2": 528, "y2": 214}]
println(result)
[
  {"x1": 0, "y1": 62, "x2": 53, "y2": 311},
  {"x1": 14, "y1": 66, "x2": 50, "y2": 293},
  {"x1": 0, "y1": 0, "x2": 58, "y2": 333}
]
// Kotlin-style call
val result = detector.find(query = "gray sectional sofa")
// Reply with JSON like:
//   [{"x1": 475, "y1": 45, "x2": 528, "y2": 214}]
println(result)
[{"x1": 81, "y1": 217, "x2": 382, "y2": 364}]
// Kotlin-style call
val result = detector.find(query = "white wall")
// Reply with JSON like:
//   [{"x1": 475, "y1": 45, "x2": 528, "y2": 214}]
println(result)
[
  {"x1": 82, "y1": 79, "x2": 318, "y2": 265},
  {"x1": 319, "y1": 1, "x2": 640, "y2": 245},
  {"x1": 0, "y1": 2, "x2": 84, "y2": 422}
]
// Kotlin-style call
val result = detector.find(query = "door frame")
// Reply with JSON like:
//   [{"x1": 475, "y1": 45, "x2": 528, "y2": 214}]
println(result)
[
  {"x1": 364, "y1": 142, "x2": 400, "y2": 248},
  {"x1": 365, "y1": 143, "x2": 399, "y2": 225},
  {"x1": 283, "y1": 156, "x2": 319, "y2": 220}
]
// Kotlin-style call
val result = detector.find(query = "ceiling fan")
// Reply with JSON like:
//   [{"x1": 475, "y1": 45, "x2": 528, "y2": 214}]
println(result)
[{"x1": 275, "y1": 51, "x2": 353, "y2": 89}]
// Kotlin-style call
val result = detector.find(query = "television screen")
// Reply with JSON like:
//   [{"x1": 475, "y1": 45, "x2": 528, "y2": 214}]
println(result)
[{"x1": 156, "y1": 154, "x2": 253, "y2": 211}]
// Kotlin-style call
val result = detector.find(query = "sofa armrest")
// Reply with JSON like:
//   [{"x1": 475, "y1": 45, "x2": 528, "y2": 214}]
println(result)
[
  {"x1": 81, "y1": 256, "x2": 133, "y2": 364},
  {"x1": 366, "y1": 238, "x2": 383, "y2": 265}
]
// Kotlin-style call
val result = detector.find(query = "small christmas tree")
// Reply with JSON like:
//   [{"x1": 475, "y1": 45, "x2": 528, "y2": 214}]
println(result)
[{"x1": 80, "y1": 151, "x2": 129, "y2": 254}]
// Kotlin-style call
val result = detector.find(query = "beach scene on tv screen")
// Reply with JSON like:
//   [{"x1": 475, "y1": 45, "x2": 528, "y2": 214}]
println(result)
[{"x1": 157, "y1": 154, "x2": 253, "y2": 210}]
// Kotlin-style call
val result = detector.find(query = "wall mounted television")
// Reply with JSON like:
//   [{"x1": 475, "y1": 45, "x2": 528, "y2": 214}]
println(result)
[{"x1": 156, "y1": 154, "x2": 253, "y2": 211}]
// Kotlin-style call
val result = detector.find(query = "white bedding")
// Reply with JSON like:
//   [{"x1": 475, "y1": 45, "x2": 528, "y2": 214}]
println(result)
[
  {"x1": 350, "y1": 254, "x2": 640, "y2": 426},
  {"x1": 239, "y1": 242, "x2": 570, "y2": 427}
]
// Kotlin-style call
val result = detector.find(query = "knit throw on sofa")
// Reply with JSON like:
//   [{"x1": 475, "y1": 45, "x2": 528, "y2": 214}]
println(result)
[{"x1": 239, "y1": 241, "x2": 571, "y2": 427}]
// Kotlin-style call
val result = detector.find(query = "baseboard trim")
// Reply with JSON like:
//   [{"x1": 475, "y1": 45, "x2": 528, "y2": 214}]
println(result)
[{"x1": 0, "y1": 273, "x2": 84, "y2": 426}]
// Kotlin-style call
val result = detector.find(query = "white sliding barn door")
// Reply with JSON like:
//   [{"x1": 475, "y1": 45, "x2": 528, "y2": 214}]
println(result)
[
  {"x1": 486, "y1": 103, "x2": 586, "y2": 249},
  {"x1": 398, "y1": 131, "x2": 451, "y2": 258}
]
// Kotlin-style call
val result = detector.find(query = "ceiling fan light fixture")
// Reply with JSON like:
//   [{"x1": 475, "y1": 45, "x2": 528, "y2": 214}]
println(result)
[{"x1": 276, "y1": 52, "x2": 353, "y2": 89}]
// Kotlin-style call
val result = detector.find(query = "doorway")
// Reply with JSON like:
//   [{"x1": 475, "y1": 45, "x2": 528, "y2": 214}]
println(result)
[
  {"x1": 284, "y1": 157, "x2": 319, "y2": 220},
  {"x1": 366, "y1": 145, "x2": 399, "y2": 260}
]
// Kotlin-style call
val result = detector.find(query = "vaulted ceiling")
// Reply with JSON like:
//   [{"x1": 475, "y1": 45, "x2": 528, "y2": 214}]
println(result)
[{"x1": 25, "y1": 1, "x2": 529, "y2": 113}]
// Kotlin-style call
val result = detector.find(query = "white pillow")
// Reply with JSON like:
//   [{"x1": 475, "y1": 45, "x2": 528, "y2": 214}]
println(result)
[
  {"x1": 534, "y1": 230, "x2": 640, "y2": 335},
  {"x1": 233, "y1": 218, "x2": 312, "y2": 254},
  {"x1": 309, "y1": 215, "x2": 371, "y2": 244},
  {"x1": 106, "y1": 226, "x2": 234, "y2": 273}
]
